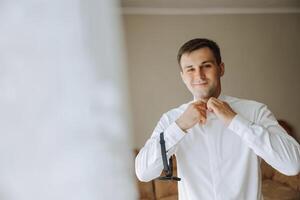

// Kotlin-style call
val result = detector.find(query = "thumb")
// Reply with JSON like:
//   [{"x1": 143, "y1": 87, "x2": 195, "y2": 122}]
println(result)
[{"x1": 207, "y1": 101, "x2": 215, "y2": 112}]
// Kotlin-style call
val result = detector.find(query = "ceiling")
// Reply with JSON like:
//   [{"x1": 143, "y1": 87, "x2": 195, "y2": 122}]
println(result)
[
  {"x1": 121, "y1": 0, "x2": 300, "y2": 14},
  {"x1": 121, "y1": 0, "x2": 300, "y2": 8}
]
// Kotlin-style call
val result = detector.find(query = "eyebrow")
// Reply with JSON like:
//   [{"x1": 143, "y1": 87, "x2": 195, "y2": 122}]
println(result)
[
  {"x1": 183, "y1": 60, "x2": 215, "y2": 69},
  {"x1": 201, "y1": 60, "x2": 215, "y2": 65}
]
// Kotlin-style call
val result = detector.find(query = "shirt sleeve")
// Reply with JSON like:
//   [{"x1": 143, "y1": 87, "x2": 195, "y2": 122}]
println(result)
[
  {"x1": 135, "y1": 114, "x2": 186, "y2": 182},
  {"x1": 228, "y1": 105, "x2": 300, "y2": 176}
]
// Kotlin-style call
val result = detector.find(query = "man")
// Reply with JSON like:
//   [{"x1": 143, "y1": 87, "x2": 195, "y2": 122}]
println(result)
[{"x1": 135, "y1": 38, "x2": 300, "y2": 200}]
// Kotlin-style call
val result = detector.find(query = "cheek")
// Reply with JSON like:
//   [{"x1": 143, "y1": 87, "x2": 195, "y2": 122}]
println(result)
[
  {"x1": 207, "y1": 70, "x2": 219, "y2": 79},
  {"x1": 182, "y1": 74, "x2": 192, "y2": 84}
]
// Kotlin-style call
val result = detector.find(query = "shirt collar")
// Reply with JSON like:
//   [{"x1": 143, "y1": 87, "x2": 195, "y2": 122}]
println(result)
[
  {"x1": 192, "y1": 92, "x2": 226, "y2": 102},
  {"x1": 190, "y1": 93, "x2": 227, "y2": 121}
]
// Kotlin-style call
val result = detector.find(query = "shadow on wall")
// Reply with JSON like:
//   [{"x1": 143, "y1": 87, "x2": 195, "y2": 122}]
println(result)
[{"x1": 278, "y1": 120, "x2": 299, "y2": 143}]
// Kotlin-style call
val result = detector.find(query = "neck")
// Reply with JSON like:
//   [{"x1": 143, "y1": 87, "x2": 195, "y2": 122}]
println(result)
[
  {"x1": 194, "y1": 90, "x2": 222, "y2": 102},
  {"x1": 195, "y1": 97, "x2": 209, "y2": 103}
]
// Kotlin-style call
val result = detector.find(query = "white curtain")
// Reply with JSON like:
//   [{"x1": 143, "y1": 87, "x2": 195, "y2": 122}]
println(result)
[{"x1": 0, "y1": 0, "x2": 136, "y2": 199}]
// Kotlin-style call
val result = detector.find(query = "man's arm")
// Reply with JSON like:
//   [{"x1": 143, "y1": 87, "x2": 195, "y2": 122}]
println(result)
[
  {"x1": 207, "y1": 97, "x2": 300, "y2": 176},
  {"x1": 228, "y1": 105, "x2": 300, "y2": 176},
  {"x1": 135, "y1": 101, "x2": 207, "y2": 182},
  {"x1": 135, "y1": 114, "x2": 186, "y2": 182}
]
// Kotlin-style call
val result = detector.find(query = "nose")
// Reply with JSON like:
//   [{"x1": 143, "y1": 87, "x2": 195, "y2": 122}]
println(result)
[{"x1": 195, "y1": 67, "x2": 205, "y2": 79}]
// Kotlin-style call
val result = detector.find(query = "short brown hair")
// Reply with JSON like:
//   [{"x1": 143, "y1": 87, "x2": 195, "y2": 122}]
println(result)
[{"x1": 177, "y1": 38, "x2": 222, "y2": 70}]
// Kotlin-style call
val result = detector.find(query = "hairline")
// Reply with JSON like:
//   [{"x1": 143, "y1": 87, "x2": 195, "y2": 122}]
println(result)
[{"x1": 178, "y1": 47, "x2": 220, "y2": 71}]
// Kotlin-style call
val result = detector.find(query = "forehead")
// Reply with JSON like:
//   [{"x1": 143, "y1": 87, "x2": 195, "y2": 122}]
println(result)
[{"x1": 180, "y1": 47, "x2": 216, "y2": 67}]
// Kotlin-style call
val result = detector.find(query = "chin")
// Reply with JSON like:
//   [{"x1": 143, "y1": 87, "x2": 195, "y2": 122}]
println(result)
[
  {"x1": 193, "y1": 94, "x2": 210, "y2": 100},
  {"x1": 193, "y1": 90, "x2": 214, "y2": 99}
]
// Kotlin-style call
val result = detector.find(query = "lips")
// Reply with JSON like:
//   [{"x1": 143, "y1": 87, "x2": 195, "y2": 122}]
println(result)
[{"x1": 192, "y1": 81, "x2": 208, "y2": 86}]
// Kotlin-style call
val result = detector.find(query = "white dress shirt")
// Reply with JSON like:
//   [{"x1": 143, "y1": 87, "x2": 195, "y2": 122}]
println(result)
[{"x1": 135, "y1": 95, "x2": 300, "y2": 200}]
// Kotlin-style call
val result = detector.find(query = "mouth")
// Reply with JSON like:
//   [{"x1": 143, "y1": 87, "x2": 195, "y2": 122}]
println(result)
[{"x1": 192, "y1": 81, "x2": 208, "y2": 86}]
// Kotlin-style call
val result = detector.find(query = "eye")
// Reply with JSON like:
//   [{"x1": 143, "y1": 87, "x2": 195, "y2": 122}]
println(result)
[
  {"x1": 203, "y1": 64, "x2": 212, "y2": 68},
  {"x1": 186, "y1": 68, "x2": 194, "y2": 72}
]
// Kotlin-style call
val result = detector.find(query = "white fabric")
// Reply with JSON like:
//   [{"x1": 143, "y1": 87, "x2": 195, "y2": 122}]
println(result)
[
  {"x1": 0, "y1": 1, "x2": 136, "y2": 200},
  {"x1": 135, "y1": 95, "x2": 300, "y2": 200}
]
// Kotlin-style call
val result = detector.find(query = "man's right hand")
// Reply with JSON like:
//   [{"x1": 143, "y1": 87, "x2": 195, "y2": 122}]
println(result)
[{"x1": 175, "y1": 101, "x2": 207, "y2": 132}]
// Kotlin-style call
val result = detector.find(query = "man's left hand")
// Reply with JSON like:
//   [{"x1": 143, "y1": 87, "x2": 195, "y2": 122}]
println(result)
[{"x1": 207, "y1": 97, "x2": 237, "y2": 126}]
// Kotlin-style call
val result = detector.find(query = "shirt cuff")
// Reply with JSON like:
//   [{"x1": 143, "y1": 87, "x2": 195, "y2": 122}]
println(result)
[
  {"x1": 228, "y1": 114, "x2": 252, "y2": 138},
  {"x1": 164, "y1": 122, "x2": 186, "y2": 150}
]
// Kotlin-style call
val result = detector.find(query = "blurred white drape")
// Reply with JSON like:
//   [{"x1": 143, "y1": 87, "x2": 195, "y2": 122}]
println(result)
[{"x1": 0, "y1": 0, "x2": 136, "y2": 199}]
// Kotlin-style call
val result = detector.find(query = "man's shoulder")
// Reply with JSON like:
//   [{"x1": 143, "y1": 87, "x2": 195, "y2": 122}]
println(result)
[
  {"x1": 225, "y1": 95, "x2": 268, "y2": 120},
  {"x1": 163, "y1": 101, "x2": 191, "y2": 120},
  {"x1": 225, "y1": 95, "x2": 265, "y2": 108}
]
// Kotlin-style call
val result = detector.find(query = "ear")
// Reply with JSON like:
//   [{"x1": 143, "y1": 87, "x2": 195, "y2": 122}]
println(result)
[
  {"x1": 219, "y1": 62, "x2": 225, "y2": 77},
  {"x1": 180, "y1": 71, "x2": 185, "y2": 84},
  {"x1": 180, "y1": 71, "x2": 185, "y2": 82}
]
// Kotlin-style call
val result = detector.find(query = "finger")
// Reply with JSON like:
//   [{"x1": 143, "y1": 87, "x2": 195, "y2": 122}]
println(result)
[
  {"x1": 199, "y1": 109, "x2": 206, "y2": 118},
  {"x1": 208, "y1": 107, "x2": 213, "y2": 112},
  {"x1": 199, "y1": 119, "x2": 206, "y2": 125},
  {"x1": 209, "y1": 97, "x2": 223, "y2": 105},
  {"x1": 199, "y1": 114, "x2": 206, "y2": 124},
  {"x1": 194, "y1": 99, "x2": 206, "y2": 104},
  {"x1": 199, "y1": 119, "x2": 204, "y2": 124},
  {"x1": 207, "y1": 99, "x2": 219, "y2": 112},
  {"x1": 207, "y1": 98, "x2": 214, "y2": 108},
  {"x1": 195, "y1": 101, "x2": 207, "y2": 108},
  {"x1": 198, "y1": 109, "x2": 207, "y2": 124},
  {"x1": 195, "y1": 104, "x2": 207, "y2": 111}
]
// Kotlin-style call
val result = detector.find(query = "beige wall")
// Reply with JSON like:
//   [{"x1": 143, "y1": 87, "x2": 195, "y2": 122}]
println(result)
[{"x1": 123, "y1": 14, "x2": 300, "y2": 148}]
